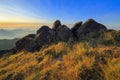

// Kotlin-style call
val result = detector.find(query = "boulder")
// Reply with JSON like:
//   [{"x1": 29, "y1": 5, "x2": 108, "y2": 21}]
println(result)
[
  {"x1": 56, "y1": 25, "x2": 74, "y2": 41},
  {"x1": 77, "y1": 19, "x2": 107, "y2": 40},
  {"x1": 35, "y1": 26, "x2": 56, "y2": 47},
  {"x1": 37, "y1": 26, "x2": 51, "y2": 34},
  {"x1": 52, "y1": 20, "x2": 61, "y2": 30},
  {"x1": 71, "y1": 21, "x2": 82, "y2": 38},
  {"x1": 16, "y1": 34, "x2": 38, "y2": 52}
]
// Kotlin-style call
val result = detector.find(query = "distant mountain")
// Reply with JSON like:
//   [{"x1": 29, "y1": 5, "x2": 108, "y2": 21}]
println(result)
[
  {"x1": 0, "y1": 29, "x2": 36, "y2": 39},
  {"x1": 0, "y1": 38, "x2": 19, "y2": 50}
]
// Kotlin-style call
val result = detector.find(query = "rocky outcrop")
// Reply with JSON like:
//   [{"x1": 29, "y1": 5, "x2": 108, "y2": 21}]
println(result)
[
  {"x1": 0, "y1": 19, "x2": 109, "y2": 53},
  {"x1": 14, "y1": 21, "x2": 74, "y2": 52},
  {"x1": 15, "y1": 26, "x2": 56, "y2": 52},
  {"x1": 56, "y1": 25, "x2": 74, "y2": 41},
  {"x1": 16, "y1": 34, "x2": 38, "y2": 52},
  {"x1": 35, "y1": 26, "x2": 56, "y2": 47},
  {"x1": 52, "y1": 20, "x2": 61, "y2": 31},
  {"x1": 77, "y1": 19, "x2": 107, "y2": 39},
  {"x1": 37, "y1": 26, "x2": 52, "y2": 34},
  {"x1": 71, "y1": 21, "x2": 82, "y2": 38}
]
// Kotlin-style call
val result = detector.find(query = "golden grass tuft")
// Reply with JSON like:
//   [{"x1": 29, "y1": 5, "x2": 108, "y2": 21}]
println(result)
[{"x1": 0, "y1": 42, "x2": 120, "y2": 80}]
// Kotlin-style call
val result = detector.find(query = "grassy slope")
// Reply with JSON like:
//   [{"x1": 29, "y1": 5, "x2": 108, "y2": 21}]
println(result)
[{"x1": 0, "y1": 42, "x2": 120, "y2": 80}]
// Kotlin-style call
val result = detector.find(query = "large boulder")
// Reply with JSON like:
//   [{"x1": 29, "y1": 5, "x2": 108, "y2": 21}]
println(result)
[
  {"x1": 35, "y1": 26, "x2": 56, "y2": 47},
  {"x1": 56, "y1": 25, "x2": 74, "y2": 41},
  {"x1": 52, "y1": 20, "x2": 61, "y2": 30},
  {"x1": 71, "y1": 21, "x2": 82, "y2": 38},
  {"x1": 77, "y1": 19, "x2": 107, "y2": 40},
  {"x1": 37, "y1": 26, "x2": 51, "y2": 34},
  {"x1": 16, "y1": 34, "x2": 38, "y2": 52}
]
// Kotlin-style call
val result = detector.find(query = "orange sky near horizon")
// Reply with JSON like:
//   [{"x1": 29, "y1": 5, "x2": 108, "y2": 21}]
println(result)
[{"x1": 0, "y1": 22, "x2": 52, "y2": 29}]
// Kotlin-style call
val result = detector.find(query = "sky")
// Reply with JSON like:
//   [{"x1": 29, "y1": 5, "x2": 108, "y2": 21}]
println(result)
[{"x1": 0, "y1": 0, "x2": 120, "y2": 29}]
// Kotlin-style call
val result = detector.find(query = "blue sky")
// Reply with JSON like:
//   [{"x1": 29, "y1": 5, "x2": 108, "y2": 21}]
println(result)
[{"x1": 0, "y1": 0, "x2": 120, "y2": 29}]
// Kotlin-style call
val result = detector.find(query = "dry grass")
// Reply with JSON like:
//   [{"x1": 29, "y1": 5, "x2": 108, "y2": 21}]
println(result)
[{"x1": 0, "y1": 42, "x2": 120, "y2": 80}]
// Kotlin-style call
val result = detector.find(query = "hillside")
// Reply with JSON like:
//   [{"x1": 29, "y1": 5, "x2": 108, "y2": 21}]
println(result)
[
  {"x1": 0, "y1": 19, "x2": 120, "y2": 80},
  {"x1": 0, "y1": 42, "x2": 120, "y2": 80}
]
